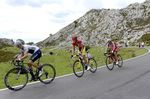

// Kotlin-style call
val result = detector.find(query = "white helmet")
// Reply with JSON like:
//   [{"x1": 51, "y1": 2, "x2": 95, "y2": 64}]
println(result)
[{"x1": 15, "y1": 39, "x2": 25, "y2": 47}]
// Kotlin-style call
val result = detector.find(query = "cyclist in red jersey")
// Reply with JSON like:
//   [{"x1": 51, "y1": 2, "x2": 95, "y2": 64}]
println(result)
[
  {"x1": 71, "y1": 36, "x2": 90, "y2": 70},
  {"x1": 106, "y1": 39, "x2": 119, "y2": 64}
]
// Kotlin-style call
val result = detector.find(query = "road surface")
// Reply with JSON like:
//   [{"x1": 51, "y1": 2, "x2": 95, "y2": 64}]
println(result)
[{"x1": 0, "y1": 49, "x2": 150, "y2": 99}]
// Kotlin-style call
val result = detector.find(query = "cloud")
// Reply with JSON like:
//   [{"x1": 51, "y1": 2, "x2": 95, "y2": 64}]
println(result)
[
  {"x1": 6, "y1": 0, "x2": 61, "y2": 7},
  {"x1": 0, "y1": 0, "x2": 146, "y2": 43}
]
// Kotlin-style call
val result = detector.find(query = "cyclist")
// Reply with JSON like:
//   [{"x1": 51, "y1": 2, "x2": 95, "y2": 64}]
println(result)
[
  {"x1": 106, "y1": 39, "x2": 119, "y2": 64},
  {"x1": 14, "y1": 39, "x2": 42, "y2": 81},
  {"x1": 71, "y1": 36, "x2": 90, "y2": 70}
]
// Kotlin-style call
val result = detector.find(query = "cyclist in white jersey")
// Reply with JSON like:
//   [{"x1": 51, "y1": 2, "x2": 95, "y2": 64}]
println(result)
[{"x1": 15, "y1": 39, "x2": 42, "y2": 81}]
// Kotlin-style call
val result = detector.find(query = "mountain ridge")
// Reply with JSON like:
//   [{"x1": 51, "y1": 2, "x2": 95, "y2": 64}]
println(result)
[{"x1": 38, "y1": 0, "x2": 150, "y2": 47}]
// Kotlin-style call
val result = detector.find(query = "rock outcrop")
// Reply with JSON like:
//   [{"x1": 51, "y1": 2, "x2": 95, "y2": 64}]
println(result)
[{"x1": 38, "y1": 0, "x2": 150, "y2": 47}]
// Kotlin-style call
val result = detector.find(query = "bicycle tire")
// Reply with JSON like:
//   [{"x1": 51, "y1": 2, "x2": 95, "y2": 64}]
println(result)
[
  {"x1": 73, "y1": 60, "x2": 84, "y2": 77},
  {"x1": 117, "y1": 54, "x2": 123, "y2": 68},
  {"x1": 38, "y1": 64, "x2": 56, "y2": 84},
  {"x1": 89, "y1": 58, "x2": 97, "y2": 73},
  {"x1": 4, "y1": 68, "x2": 28, "y2": 91},
  {"x1": 106, "y1": 56, "x2": 114, "y2": 70}
]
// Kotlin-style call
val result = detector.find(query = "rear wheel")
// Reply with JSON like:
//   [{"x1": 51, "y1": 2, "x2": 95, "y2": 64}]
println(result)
[
  {"x1": 106, "y1": 56, "x2": 114, "y2": 70},
  {"x1": 89, "y1": 58, "x2": 97, "y2": 73},
  {"x1": 73, "y1": 60, "x2": 84, "y2": 77},
  {"x1": 4, "y1": 68, "x2": 28, "y2": 91},
  {"x1": 38, "y1": 64, "x2": 56, "y2": 84},
  {"x1": 117, "y1": 54, "x2": 123, "y2": 68}
]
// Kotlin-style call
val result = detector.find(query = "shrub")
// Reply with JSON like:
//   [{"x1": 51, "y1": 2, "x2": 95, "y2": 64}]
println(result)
[{"x1": 139, "y1": 34, "x2": 150, "y2": 45}]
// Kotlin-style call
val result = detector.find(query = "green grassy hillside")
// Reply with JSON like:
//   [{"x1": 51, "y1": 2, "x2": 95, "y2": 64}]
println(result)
[{"x1": 0, "y1": 46, "x2": 148, "y2": 89}]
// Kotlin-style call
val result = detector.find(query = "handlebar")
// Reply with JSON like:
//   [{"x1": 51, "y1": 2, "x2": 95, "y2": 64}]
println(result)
[
  {"x1": 104, "y1": 52, "x2": 112, "y2": 56},
  {"x1": 71, "y1": 54, "x2": 83, "y2": 60},
  {"x1": 11, "y1": 59, "x2": 24, "y2": 66}
]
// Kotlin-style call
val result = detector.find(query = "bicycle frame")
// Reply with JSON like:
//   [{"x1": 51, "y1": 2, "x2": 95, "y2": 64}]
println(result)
[
  {"x1": 73, "y1": 53, "x2": 89, "y2": 65},
  {"x1": 104, "y1": 53, "x2": 116, "y2": 62}
]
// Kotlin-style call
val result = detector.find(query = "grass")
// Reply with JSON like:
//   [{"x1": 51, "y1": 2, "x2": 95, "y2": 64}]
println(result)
[{"x1": 0, "y1": 46, "x2": 148, "y2": 89}]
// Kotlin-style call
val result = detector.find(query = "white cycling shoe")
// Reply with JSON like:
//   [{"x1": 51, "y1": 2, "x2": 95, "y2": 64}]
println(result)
[
  {"x1": 86, "y1": 66, "x2": 91, "y2": 71},
  {"x1": 116, "y1": 61, "x2": 119, "y2": 65}
]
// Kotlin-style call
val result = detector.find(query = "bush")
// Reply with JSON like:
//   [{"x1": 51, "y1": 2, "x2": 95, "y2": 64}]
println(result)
[
  {"x1": 0, "y1": 50, "x2": 16, "y2": 62},
  {"x1": 0, "y1": 43, "x2": 12, "y2": 49},
  {"x1": 139, "y1": 34, "x2": 150, "y2": 45}
]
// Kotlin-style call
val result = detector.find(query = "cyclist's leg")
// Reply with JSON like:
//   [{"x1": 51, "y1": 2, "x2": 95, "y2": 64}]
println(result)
[
  {"x1": 28, "y1": 50, "x2": 42, "y2": 80},
  {"x1": 28, "y1": 60, "x2": 36, "y2": 80},
  {"x1": 108, "y1": 49, "x2": 114, "y2": 63},
  {"x1": 82, "y1": 47, "x2": 90, "y2": 70},
  {"x1": 30, "y1": 50, "x2": 42, "y2": 68},
  {"x1": 82, "y1": 47, "x2": 88, "y2": 64},
  {"x1": 113, "y1": 51, "x2": 118, "y2": 63}
]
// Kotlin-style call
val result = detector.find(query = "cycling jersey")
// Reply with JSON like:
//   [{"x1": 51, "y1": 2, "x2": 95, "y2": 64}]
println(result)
[
  {"x1": 72, "y1": 40, "x2": 84, "y2": 51},
  {"x1": 107, "y1": 42, "x2": 118, "y2": 52},
  {"x1": 21, "y1": 45, "x2": 39, "y2": 54},
  {"x1": 20, "y1": 45, "x2": 42, "y2": 62}
]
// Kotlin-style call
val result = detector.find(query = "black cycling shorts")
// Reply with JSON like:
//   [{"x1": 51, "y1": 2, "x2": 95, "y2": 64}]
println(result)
[{"x1": 30, "y1": 50, "x2": 42, "y2": 62}]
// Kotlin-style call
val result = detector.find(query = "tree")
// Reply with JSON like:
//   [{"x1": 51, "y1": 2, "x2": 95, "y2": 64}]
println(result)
[{"x1": 26, "y1": 42, "x2": 34, "y2": 45}]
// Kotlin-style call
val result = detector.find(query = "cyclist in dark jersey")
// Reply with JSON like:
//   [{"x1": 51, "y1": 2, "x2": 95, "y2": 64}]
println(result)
[{"x1": 15, "y1": 39, "x2": 42, "y2": 81}]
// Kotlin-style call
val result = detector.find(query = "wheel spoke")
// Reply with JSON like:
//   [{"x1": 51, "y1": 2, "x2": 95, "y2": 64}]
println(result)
[
  {"x1": 4, "y1": 68, "x2": 28, "y2": 91},
  {"x1": 38, "y1": 64, "x2": 56, "y2": 84}
]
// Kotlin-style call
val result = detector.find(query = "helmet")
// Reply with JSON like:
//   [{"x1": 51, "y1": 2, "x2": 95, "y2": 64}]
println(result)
[
  {"x1": 72, "y1": 36, "x2": 77, "y2": 41},
  {"x1": 15, "y1": 39, "x2": 25, "y2": 48},
  {"x1": 107, "y1": 38, "x2": 112, "y2": 42}
]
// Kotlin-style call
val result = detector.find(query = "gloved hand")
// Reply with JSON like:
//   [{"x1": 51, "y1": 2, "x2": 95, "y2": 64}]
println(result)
[{"x1": 16, "y1": 58, "x2": 21, "y2": 62}]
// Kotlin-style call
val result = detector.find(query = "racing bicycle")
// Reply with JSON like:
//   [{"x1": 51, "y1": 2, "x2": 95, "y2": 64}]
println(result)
[{"x1": 4, "y1": 59, "x2": 56, "y2": 91}]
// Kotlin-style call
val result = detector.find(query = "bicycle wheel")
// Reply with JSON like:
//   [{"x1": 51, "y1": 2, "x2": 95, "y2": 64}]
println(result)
[
  {"x1": 39, "y1": 64, "x2": 56, "y2": 84},
  {"x1": 106, "y1": 56, "x2": 115, "y2": 70},
  {"x1": 117, "y1": 54, "x2": 123, "y2": 68},
  {"x1": 73, "y1": 60, "x2": 84, "y2": 77},
  {"x1": 89, "y1": 58, "x2": 97, "y2": 73},
  {"x1": 4, "y1": 68, "x2": 28, "y2": 91}
]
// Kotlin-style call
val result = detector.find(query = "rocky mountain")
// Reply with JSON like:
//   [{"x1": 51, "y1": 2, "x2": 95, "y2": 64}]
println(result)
[
  {"x1": 0, "y1": 38, "x2": 14, "y2": 48},
  {"x1": 38, "y1": 0, "x2": 150, "y2": 47}
]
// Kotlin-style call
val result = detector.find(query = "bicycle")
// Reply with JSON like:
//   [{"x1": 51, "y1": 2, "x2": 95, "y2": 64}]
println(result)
[
  {"x1": 104, "y1": 52, "x2": 123, "y2": 70},
  {"x1": 4, "y1": 59, "x2": 56, "y2": 91},
  {"x1": 72, "y1": 52, "x2": 97, "y2": 77}
]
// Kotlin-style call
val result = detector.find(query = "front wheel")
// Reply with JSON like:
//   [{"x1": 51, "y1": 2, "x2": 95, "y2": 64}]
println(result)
[
  {"x1": 73, "y1": 60, "x2": 84, "y2": 77},
  {"x1": 117, "y1": 54, "x2": 123, "y2": 68},
  {"x1": 106, "y1": 56, "x2": 115, "y2": 70},
  {"x1": 4, "y1": 68, "x2": 28, "y2": 91},
  {"x1": 38, "y1": 64, "x2": 56, "y2": 84},
  {"x1": 89, "y1": 58, "x2": 97, "y2": 73}
]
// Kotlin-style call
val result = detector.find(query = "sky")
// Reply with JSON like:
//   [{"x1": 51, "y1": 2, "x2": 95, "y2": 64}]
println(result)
[{"x1": 0, "y1": 0, "x2": 145, "y2": 43}]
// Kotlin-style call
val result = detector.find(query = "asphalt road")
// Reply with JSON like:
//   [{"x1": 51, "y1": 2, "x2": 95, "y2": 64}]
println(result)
[{"x1": 1, "y1": 49, "x2": 150, "y2": 99}]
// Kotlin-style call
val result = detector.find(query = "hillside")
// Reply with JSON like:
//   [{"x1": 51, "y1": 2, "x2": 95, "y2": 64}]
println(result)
[
  {"x1": 38, "y1": 0, "x2": 150, "y2": 47},
  {"x1": 0, "y1": 38, "x2": 14, "y2": 48}
]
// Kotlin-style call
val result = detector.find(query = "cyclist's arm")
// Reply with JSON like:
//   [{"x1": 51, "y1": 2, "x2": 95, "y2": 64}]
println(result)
[
  {"x1": 105, "y1": 43, "x2": 110, "y2": 53},
  {"x1": 111, "y1": 42, "x2": 116, "y2": 53},
  {"x1": 14, "y1": 50, "x2": 24, "y2": 60},
  {"x1": 72, "y1": 46, "x2": 75, "y2": 55},
  {"x1": 18, "y1": 47, "x2": 29, "y2": 60},
  {"x1": 14, "y1": 54, "x2": 20, "y2": 59},
  {"x1": 19, "y1": 51, "x2": 28, "y2": 60}
]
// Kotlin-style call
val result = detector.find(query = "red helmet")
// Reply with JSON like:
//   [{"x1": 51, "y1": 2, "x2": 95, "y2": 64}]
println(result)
[{"x1": 72, "y1": 36, "x2": 77, "y2": 41}]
